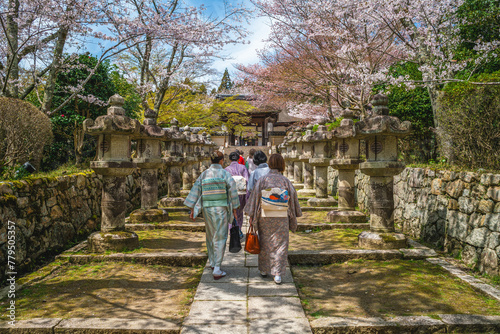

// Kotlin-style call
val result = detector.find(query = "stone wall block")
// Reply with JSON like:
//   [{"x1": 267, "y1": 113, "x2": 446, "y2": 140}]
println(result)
[
  {"x1": 458, "y1": 196, "x2": 477, "y2": 214},
  {"x1": 479, "y1": 248, "x2": 499, "y2": 276},
  {"x1": 462, "y1": 244, "x2": 480, "y2": 269},
  {"x1": 485, "y1": 213, "x2": 500, "y2": 232},
  {"x1": 481, "y1": 173, "x2": 493, "y2": 186},
  {"x1": 477, "y1": 200, "x2": 494, "y2": 214},
  {"x1": 446, "y1": 179, "x2": 465, "y2": 199},
  {"x1": 462, "y1": 172, "x2": 478, "y2": 183},
  {"x1": 487, "y1": 232, "x2": 500, "y2": 250},
  {"x1": 487, "y1": 186, "x2": 500, "y2": 202},
  {"x1": 495, "y1": 203, "x2": 500, "y2": 213},
  {"x1": 431, "y1": 178, "x2": 443, "y2": 195},
  {"x1": 448, "y1": 199, "x2": 459, "y2": 210},
  {"x1": 466, "y1": 227, "x2": 489, "y2": 248},
  {"x1": 447, "y1": 211, "x2": 469, "y2": 241},
  {"x1": 443, "y1": 170, "x2": 459, "y2": 182},
  {"x1": 408, "y1": 168, "x2": 425, "y2": 188}
]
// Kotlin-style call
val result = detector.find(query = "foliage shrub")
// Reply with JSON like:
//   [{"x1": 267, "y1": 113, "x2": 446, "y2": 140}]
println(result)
[
  {"x1": 0, "y1": 98, "x2": 53, "y2": 171},
  {"x1": 437, "y1": 73, "x2": 500, "y2": 170}
]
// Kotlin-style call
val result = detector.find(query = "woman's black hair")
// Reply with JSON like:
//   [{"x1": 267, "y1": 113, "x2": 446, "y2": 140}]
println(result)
[
  {"x1": 229, "y1": 151, "x2": 240, "y2": 162},
  {"x1": 211, "y1": 151, "x2": 224, "y2": 164},
  {"x1": 253, "y1": 150, "x2": 267, "y2": 165}
]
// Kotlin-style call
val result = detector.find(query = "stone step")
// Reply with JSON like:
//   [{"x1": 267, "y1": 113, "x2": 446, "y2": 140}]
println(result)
[{"x1": 56, "y1": 252, "x2": 207, "y2": 266}]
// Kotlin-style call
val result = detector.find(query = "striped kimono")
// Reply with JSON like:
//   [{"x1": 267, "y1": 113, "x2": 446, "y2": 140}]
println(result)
[{"x1": 184, "y1": 164, "x2": 240, "y2": 268}]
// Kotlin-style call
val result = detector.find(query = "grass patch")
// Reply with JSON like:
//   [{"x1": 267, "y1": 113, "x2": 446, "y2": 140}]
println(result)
[
  {"x1": 0, "y1": 262, "x2": 203, "y2": 322},
  {"x1": 289, "y1": 229, "x2": 363, "y2": 250},
  {"x1": 66, "y1": 230, "x2": 207, "y2": 255},
  {"x1": 292, "y1": 259, "x2": 500, "y2": 319}
]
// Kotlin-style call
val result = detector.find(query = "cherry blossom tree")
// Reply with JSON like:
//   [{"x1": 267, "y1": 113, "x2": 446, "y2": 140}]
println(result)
[
  {"x1": 110, "y1": 0, "x2": 251, "y2": 121},
  {"x1": 245, "y1": 0, "x2": 499, "y2": 123},
  {"x1": 1, "y1": 0, "x2": 250, "y2": 119}
]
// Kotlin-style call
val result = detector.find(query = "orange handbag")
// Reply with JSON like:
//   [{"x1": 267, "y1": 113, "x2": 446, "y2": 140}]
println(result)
[{"x1": 244, "y1": 223, "x2": 260, "y2": 254}]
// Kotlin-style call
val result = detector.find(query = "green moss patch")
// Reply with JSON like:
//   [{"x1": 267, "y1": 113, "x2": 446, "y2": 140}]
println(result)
[
  {"x1": 293, "y1": 259, "x2": 500, "y2": 319},
  {"x1": 0, "y1": 262, "x2": 203, "y2": 322},
  {"x1": 289, "y1": 229, "x2": 363, "y2": 251},
  {"x1": 297, "y1": 211, "x2": 331, "y2": 224},
  {"x1": 166, "y1": 211, "x2": 204, "y2": 223},
  {"x1": 67, "y1": 230, "x2": 207, "y2": 255}
]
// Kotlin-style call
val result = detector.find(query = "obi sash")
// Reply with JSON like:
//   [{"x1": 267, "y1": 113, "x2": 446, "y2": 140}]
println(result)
[
  {"x1": 202, "y1": 177, "x2": 228, "y2": 207},
  {"x1": 261, "y1": 187, "x2": 289, "y2": 217},
  {"x1": 232, "y1": 175, "x2": 247, "y2": 195}
]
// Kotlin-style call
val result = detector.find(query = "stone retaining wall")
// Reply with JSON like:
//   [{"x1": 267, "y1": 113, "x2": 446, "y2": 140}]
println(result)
[
  {"x1": 355, "y1": 167, "x2": 500, "y2": 276},
  {"x1": 0, "y1": 168, "x2": 169, "y2": 283}
]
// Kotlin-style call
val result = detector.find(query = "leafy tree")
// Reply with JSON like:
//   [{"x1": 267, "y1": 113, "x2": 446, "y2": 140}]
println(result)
[
  {"x1": 217, "y1": 68, "x2": 234, "y2": 93},
  {"x1": 42, "y1": 54, "x2": 117, "y2": 170},
  {"x1": 157, "y1": 81, "x2": 251, "y2": 134}
]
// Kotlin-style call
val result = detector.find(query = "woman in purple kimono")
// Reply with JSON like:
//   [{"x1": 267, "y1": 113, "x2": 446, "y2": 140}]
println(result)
[
  {"x1": 225, "y1": 151, "x2": 250, "y2": 237},
  {"x1": 244, "y1": 153, "x2": 302, "y2": 284}
]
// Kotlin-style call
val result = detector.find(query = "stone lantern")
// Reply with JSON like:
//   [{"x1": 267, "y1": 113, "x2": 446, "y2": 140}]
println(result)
[
  {"x1": 181, "y1": 126, "x2": 195, "y2": 197},
  {"x1": 308, "y1": 125, "x2": 337, "y2": 207},
  {"x1": 297, "y1": 124, "x2": 316, "y2": 197},
  {"x1": 356, "y1": 94, "x2": 411, "y2": 249},
  {"x1": 128, "y1": 107, "x2": 170, "y2": 224},
  {"x1": 83, "y1": 94, "x2": 141, "y2": 252},
  {"x1": 159, "y1": 119, "x2": 186, "y2": 207},
  {"x1": 328, "y1": 109, "x2": 368, "y2": 223},
  {"x1": 191, "y1": 129, "x2": 204, "y2": 184},
  {"x1": 289, "y1": 129, "x2": 304, "y2": 190},
  {"x1": 282, "y1": 132, "x2": 295, "y2": 181},
  {"x1": 199, "y1": 132, "x2": 210, "y2": 173}
]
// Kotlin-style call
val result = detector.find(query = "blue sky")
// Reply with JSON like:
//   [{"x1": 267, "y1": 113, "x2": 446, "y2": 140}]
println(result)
[{"x1": 187, "y1": 0, "x2": 271, "y2": 80}]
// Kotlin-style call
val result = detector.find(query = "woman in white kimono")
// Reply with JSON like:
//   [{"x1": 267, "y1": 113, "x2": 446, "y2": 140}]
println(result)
[
  {"x1": 244, "y1": 153, "x2": 302, "y2": 284},
  {"x1": 184, "y1": 151, "x2": 240, "y2": 279}
]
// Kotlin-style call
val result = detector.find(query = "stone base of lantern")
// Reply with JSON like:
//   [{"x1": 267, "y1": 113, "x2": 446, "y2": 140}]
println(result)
[
  {"x1": 358, "y1": 231, "x2": 407, "y2": 250},
  {"x1": 327, "y1": 210, "x2": 367, "y2": 223},
  {"x1": 307, "y1": 197, "x2": 337, "y2": 207},
  {"x1": 180, "y1": 189, "x2": 191, "y2": 197},
  {"x1": 128, "y1": 208, "x2": 169, "y2": 224},
  {"x1": 88, "y1": 231, "x2": 140, "y2": 253},
  {"x1": 293, "y1": 183, "x2": 304, "y2": 190},
  {"x1": 297, "y1": 188, "x2": 316, "y2": 196},
  {"x1": 159, "y1": 197, "x2": 185, "y2": 207}
]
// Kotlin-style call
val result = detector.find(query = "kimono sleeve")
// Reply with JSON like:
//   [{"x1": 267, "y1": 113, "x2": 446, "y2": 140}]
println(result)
[
  {"x1": 287, "y1": 178, "x2": 302, "y2": 232},
  {"x1": 225, "y1": 171, "x2": 240, "y2": 209},
  {"x1": 243, "y1": 177, "x2": 264, "y2": 230}
]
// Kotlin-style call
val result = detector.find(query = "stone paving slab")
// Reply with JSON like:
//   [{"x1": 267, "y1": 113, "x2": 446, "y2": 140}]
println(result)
[
  {"x1": 181, "y1": 323, "x2": 247, "y2": 334},
  {"x1": 248, "y1": 297, "x2": 306, "y2": 319},
  {"x1": 53, "y1": 318, "x2": 179, "y2": 333},
  {"x1": 183, "y1": 301, "x2": 247, "y2": 325},
  {"x1": 0, "y1": 318, "x2": 62, "y2": 334},
  {"x1": 248, "y1": 283, "x2": 298, "y2": 297},
  {"x1": 428, "y1": 258, "x2": 500, "y2": 301},
  {"x1": 310, "y1": 316, "x2": 447, "y2": 334},
  {"x1": 439, "y1": 314, "x2": 500, "y2": 333},
  {"x1": 199, "y1": 266, "x2": 249, "y2": 283},
  {"x1": 250, "y1": 318, "x2": 312, "y2": 334},
  {"x1": 194, "y1": 282, "x2": 247, "y2": 301},
  {"x1": 248, "y1": 266, "x2": 294, "y2": 283}
]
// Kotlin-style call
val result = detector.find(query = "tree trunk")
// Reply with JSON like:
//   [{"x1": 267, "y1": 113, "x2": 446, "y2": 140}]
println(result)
[
  {"x1": 427, "y1": 85, "x2": 454, "y2": 163},
  {"x1": 5, "y1": 0, "x2": 20, "y2": 98},
  {"x1": 41, "y1": 27, "x2": 69, "y2": 114}
]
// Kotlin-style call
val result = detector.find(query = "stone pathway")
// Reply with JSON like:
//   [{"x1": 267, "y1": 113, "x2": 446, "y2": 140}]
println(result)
[{"x1": 181, "y1": 220, "x2": 312, "y2": 334}]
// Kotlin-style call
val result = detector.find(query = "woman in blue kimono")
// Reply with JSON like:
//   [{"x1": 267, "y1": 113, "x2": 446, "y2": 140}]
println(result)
[{"x1": 184, "y1": 151, "x2": 240, "y2": 279}]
